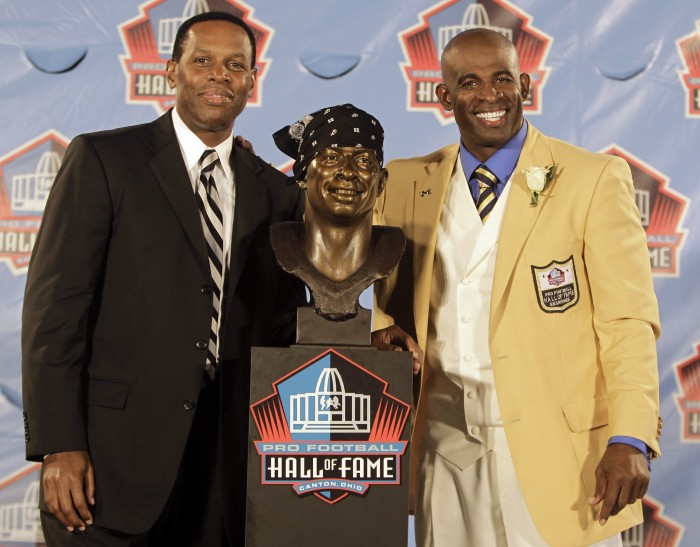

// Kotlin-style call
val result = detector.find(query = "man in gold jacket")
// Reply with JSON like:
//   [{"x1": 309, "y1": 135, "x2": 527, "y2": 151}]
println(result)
[{"x1": 373, "y1": 28, "x2": 661, "y2": 546}]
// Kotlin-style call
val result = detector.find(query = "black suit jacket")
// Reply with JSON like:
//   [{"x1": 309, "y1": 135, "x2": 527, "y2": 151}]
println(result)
[{"x1": 21, "y1": 111, "x2": 305, "y2": 534}]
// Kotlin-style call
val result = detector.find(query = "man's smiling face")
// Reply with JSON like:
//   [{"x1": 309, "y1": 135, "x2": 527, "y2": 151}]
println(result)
[
  {"x1": 166, "y1": 19, "x2": 256, "y2": 147},
  {"x1": 302, "y1": 147, "x2": 386, "y2": 223},
  {"x1": 436, "y1": 29, "x2": 530, "y2": 162}
]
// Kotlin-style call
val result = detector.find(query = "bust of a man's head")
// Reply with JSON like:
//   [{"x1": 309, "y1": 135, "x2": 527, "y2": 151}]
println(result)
[
  {"x1": 271, "y1": 104, "x2": 404, "y2": 321},
  {"x1": 301, "y1": 145, "x2": 386, "y2": 227}
]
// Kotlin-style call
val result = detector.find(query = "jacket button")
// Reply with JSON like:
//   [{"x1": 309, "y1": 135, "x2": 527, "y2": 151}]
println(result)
[
  {"x1": 195, "y1": 339, "x2": 208, "y2": 350},
  {"x1": 183, "y1": 400, "x2": 196, "y2": 410},
  {"x1": 201, "y1": 284, "x2": 212, "y2": 295}
]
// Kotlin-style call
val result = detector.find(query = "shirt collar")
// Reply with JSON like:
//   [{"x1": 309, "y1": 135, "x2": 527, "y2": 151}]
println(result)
[
  {"x1": 460, "y1": 119, "x2": 528, "y2": 186},
  {"x1": 171, "y1": 107, "x2": 234, "y2": 179}
]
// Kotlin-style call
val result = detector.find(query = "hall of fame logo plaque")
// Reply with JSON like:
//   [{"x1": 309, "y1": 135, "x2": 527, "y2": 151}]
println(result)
[
  {"x1": 398, "y1": 0, "x2": 552, "y2": 124},
  {"x1": 119, "y1": 0, "x2": 273, "y2": 114},
  {"x1": 250, "y1": 349, "x2": 410, "y2": 505}
]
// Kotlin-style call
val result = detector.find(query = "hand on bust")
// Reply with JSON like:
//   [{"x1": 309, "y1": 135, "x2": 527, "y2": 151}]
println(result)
[{"x1": 371, "y1": 325, "x2": 423, "y2": 375}]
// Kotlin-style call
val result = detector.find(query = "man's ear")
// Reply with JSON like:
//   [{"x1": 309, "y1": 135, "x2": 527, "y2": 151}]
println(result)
[
  {"x1": 519, "y1": 72, "x2": 531, "y2": 101},
  {"x1": 166, "y1": 59, "x2": 177, "y2": 90},
  {"x1": 435, "y1": 83, "x2": 452, "y2": 112},
  {"x1": 377, "y1": 169, "x2": 388, "y2": 196},
  {"x1": 248, "y1": 67, "x2": 258, "y2": 97}
]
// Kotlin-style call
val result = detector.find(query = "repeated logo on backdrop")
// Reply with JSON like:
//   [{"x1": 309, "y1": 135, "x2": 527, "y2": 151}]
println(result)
[
  {"x1": 674, "y1": 343, "x2": 700, "y2": 443},
  {"x1": 0, "y1": 464, "x2": 42, "y2": 544},
  {"x1": 0, "y1": 131, "x2": 68, "y2": 276},
  {"x1": 119, "y1": 0, "x2": 273, "y2": 113},
  {"x1": 602, "y1": 146, "x2": 689, "y2": 277},
  {"x1": 618, "y1": 497, "x2": 684, "y2": 546},
  {"x1": 398, "y1": 0, "x2": 551, "y2": 124},
  {"x1": 676, "y1": 19, "x2": 700, "y2": 118}
]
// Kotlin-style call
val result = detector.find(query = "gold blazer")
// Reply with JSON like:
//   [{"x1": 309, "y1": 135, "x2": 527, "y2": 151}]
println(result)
[{"x1": 374, "y1": 123, "x2": 661, "y2": 546}]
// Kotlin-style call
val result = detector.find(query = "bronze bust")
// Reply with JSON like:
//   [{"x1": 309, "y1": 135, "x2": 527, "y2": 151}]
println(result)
[{"x1": 272, "y1": 104, "x2": 405, "y2": 321}]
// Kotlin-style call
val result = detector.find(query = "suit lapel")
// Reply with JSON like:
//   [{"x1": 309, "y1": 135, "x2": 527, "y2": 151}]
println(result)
[
  {"x1": 226, "y1": 145, "x2": 268, "y2": 303},
  {"x1": 146, "y1": 112, "x2": 209, "y2": 277},
  {"x1": 412, "y1": 145, "x2": 459, "y2": 344},
  {"x1": 491, "y1": 124, "x2": 555, "y2": 319}
]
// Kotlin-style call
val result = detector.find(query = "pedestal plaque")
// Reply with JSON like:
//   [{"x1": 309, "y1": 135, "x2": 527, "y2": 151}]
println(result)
[{"x1": 247, "y1": 319, "x2": 412, "y2": 546}]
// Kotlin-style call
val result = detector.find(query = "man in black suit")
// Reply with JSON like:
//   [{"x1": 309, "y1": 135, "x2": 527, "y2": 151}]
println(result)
[{"x1": 21, "y1": 11, "x2": 305, "y2": 546}]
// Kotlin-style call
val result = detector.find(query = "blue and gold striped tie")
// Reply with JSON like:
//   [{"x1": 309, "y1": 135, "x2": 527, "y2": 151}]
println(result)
[{"x1": 472, "y1": 164, "x2": 498, "y2": 223}]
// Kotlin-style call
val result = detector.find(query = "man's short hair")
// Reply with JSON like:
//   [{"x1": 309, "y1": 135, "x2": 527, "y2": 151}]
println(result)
[{"x1": 171, "y1": 11, "x2": 257, "y2": 68}]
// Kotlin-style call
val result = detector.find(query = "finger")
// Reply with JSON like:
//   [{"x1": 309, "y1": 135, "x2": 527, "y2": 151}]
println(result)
[
  {"x1": 77, "y1": 469, "x2": 95, "y2": 525},
  {"x1": 637, "y1": 477, "x2": 649, "y2": 500},
  {"x1": 42, "y1": 472, "x2": 73, "y2": 529},
  {"x1": 42, "y1": 476, "x2": 60, "y2": 520},
  {"x1": 598, "y1": 477, "x2": 621, "y2": 525},
  {"x1": 628, "y1": 475, "x2": 647, "y2": 505},
  {"x1": 374, "y1": 341, "x2": 399, "y2": 352},
  {"x1": 85, "y1": 463, "x2": 96, "y2": 507},
  {"x1": 611, "y1": 479, "x2": 632, "y2": 516},
  {"x1": 71, "y1": 481, "x2": 93, "y2": 529},
  {"x1": 589, "y1": 467, "x2": 607, "y2": 507},
  {"x1": 56, "y1": 481, "x2": 85, "y2": 531}
]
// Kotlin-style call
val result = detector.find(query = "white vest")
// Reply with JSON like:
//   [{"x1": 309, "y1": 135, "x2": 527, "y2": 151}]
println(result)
[{"x1": 424, "y1": 156, "x2": 512, "y2": 470}]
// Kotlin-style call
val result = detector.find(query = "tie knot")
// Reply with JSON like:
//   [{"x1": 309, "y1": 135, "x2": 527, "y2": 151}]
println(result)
[
  {"x1": 471, "y1": 164, "x2": 498, "y2": 189},
  {"x1": 199, "y1": 149, "x2": 219, "y2": 175}
]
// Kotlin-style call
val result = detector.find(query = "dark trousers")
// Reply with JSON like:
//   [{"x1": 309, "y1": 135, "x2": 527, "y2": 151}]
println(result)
[{"x1": 41, "y1": 375, "x2": 233, "y2": 547}]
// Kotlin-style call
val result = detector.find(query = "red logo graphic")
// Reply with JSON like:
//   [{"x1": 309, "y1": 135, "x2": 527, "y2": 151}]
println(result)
[
  {"x1": 602, "y1": 146, "x2": 689, "y2": 277},
  {"x1": 546, "y1": 267, "x2": 565, "y2": 286},
  {"x1": 398, "y1": 0, "x2": 551, "y2": 124},
  {"x1": 674, "y1": 343, "x2": 700, "y2": 443},
  {"x1": 676, "y1": 20, "x2": 700, "y2": 118},
  {"x1": 119, "y1": 0, "x2": 273, "y2": 113},
  {"x1": 0, "y1": 131, "x2": 69, "y2": 275},
  {"x1": 620, "y1": 496, "x2": 684, "y2": 546}
]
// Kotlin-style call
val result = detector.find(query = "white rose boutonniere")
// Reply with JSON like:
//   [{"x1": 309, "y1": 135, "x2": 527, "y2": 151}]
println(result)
[{"x1": 522, "y1": 163, "x2": 558, "y2": 207}]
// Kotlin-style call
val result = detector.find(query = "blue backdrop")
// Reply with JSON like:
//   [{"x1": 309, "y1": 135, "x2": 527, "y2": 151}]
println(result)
[{"x1": 1, "y1": 1, "x2": 698, "y2": 545}]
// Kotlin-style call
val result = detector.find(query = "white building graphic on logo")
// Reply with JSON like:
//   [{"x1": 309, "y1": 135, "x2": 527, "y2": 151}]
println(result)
[
  {"x1": 438, "y1": 3, "x2": 513, "y2": 53},
  {"x1": 0, "y1": 480, "x2": 42, "y2": 543},
  {"x1": 290, "y1": 368, "x2": 371, "y2": 433},
  {"x1": 158, "y1": 0, "x2": 211, "y2": 55},
  {"x1": 11, "y1": 150, "x2": 61, "y2": 213}
]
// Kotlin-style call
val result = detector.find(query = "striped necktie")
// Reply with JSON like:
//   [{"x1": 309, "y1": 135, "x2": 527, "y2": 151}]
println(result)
[
  {"x1": 472, "y1": 164, "x2": 499, "y2": 223},
  {"x1": 195, "y1": 149, "x2": 224, "y2": 379}
]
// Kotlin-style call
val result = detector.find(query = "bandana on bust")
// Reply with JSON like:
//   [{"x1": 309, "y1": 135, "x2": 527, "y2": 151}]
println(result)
[{"x1": 273, "y1": 103, "x2": 384, "y2": 181}]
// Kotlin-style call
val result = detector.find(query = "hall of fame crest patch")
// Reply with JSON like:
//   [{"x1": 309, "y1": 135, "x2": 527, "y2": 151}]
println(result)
[{"x1": 531, "y1": 256, "x2": 579, "y2": 313}]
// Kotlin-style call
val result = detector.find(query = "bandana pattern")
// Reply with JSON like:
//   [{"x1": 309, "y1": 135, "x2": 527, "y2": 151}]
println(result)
[{"x1": 273, "y1": 104, "x2": 384, "y2": 180}]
